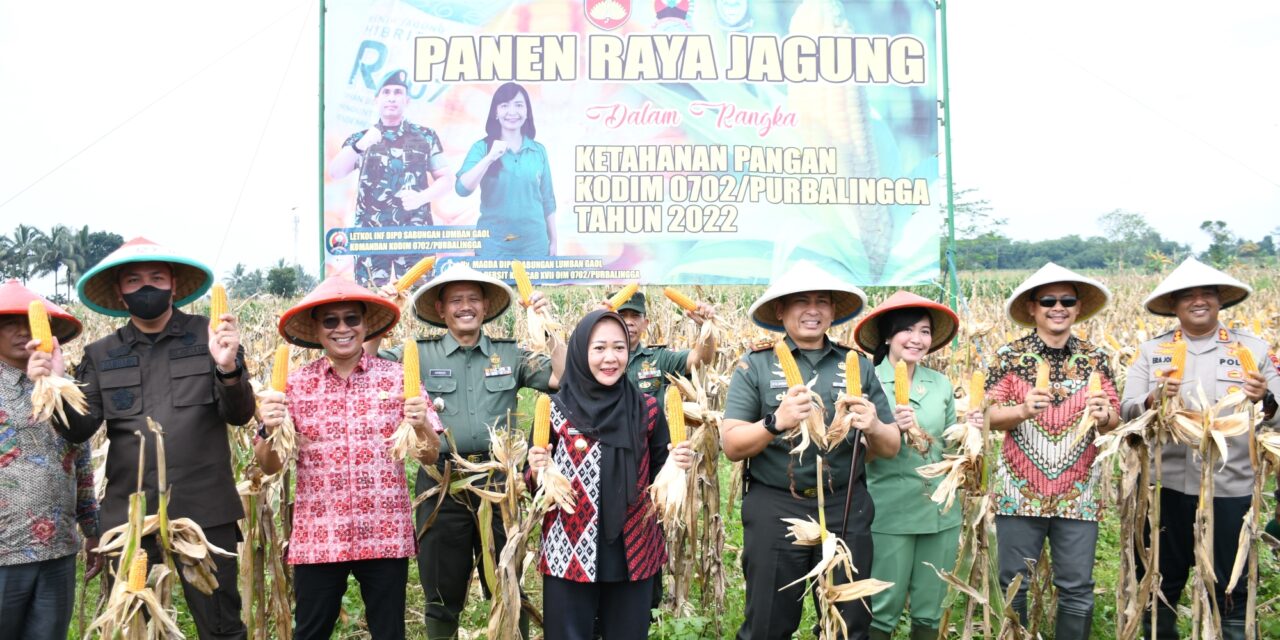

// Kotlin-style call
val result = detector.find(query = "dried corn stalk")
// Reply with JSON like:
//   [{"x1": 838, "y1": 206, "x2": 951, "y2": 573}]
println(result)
[{"x1": 27, "y1": 300, "x2": 89, "y2": 424}]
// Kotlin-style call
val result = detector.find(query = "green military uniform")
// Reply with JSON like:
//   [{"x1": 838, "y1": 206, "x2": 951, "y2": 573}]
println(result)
[
  {"x1": 381, "y1": 332, "x2": 552, "y2": 638},
  {"x1": 866, "y1": 361, "x2": 961, "y2": 634},
  {"x1": 725, "y1": 336, "x2": 894, "y2": 639},
  {"x1": 626, "y1": 343, "x2": 689, "y2": 398}
]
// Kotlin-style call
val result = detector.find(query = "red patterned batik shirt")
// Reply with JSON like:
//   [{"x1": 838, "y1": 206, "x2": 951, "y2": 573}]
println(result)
[
  {"x1": 283, "y1": 354, "x2": 440, "y2": 564},
  {"x1": 986, "y1": 333, "x2": 1120, "y2": 521}
]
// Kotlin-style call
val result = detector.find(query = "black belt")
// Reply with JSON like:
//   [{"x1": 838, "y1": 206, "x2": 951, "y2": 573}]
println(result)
[
  {"x1": 437, "y1": 451, "x2": 491, "y2": 467},
  {"x1": 752, "y1": 482, "x2": 850, "y2": 498}
]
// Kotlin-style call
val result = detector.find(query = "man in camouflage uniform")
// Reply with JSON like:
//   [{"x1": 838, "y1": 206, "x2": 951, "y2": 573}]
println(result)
[
  {"x1": 1123, "y1": 257, "x2": 1280, "y2": 640},
  {"x1": 371, "y1": 263, "x2": 565, "y2": 640},
  {"x1": 329, "y1": 70, "x2": 453, "y2": 286}
]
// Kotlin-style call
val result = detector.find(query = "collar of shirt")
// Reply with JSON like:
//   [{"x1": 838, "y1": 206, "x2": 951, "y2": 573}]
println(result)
[
  {"x1": 118, "y1": 308, "x2": 192, "y2": 345},
  {"x1": 318, "y1": 352, "x2": 372, "y2": 379},
  {"x1": 782, "y1": 334, "x2": 837, "y2": 361},
  {"x1": 1021, "y1": 331, "x2": 1079, "y2": 358},
  {"x1": 1180, "y1": 323, "x2": 1228, "y2": 354},
  {"x1": 442, "y1": 331, "x2": 493, "y2": 357}
]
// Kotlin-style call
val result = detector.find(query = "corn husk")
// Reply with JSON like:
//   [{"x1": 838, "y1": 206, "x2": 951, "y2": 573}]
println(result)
[{"x1": 31, "y1": 374, "x2": 89, "y2": 425}]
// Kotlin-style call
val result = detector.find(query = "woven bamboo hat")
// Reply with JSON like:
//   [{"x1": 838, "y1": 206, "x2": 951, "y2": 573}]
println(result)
[
  {"x1": 0, "y1": 279, "x2": 82, "y2": 344},
  {"x1": 76, "y1": 237, "x2": 213, "y2": 317},
  {"x1": 1004, "y1": 263, "x2": 1111, "y2": 328},
  {"x1": 853, "y1": 291, "x2": 959, "y2": 355},
  {"x1": 409, "y1": 263, "x2": 513, "y2": 328},
  {"x1": 1142, "y1": 256, "x2": 1251, "y2": 317},
  {"x1": 747, "y1": 261, "x2": 867, "y2": 332},
  {"x1": 278, "y1": 276, "x2": 400, "y2": 349}
]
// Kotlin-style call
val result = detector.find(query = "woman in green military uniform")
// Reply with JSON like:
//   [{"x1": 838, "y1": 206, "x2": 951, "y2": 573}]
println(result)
[{"x1": 854, "y1": 291, "x2": 980, "y2": 640}]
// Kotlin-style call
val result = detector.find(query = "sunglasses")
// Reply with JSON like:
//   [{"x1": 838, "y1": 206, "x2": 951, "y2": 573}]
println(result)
[
  {"x1": 1036, "y1": 296, "x2": 1078, "y2": 308},
  {"x1": 320, "y1": 314, "x2": 364, "y2": 330}
]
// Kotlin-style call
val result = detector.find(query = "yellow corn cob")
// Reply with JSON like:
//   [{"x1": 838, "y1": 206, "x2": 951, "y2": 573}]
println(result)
[
  {"x1": 128, "y1": 550, "x2": 148, "y2": 592},
  {"x1": 970, "y1": 371, "x2": 985, "y2": 408},
  {"x1": 1088, "y1": 371, "x2": 1102, "y2": 393},
  {"x1": 607, "y1": 283, "x2": 639, "y2": 311},
  {"x1": 1105, "y1": 335, "x2": 1123, "y2": 354},
  {"x1": 665, "y1": 385, "x2": 686, "y2": 444},
  {"x1": 28, "y1": 300, "x2": 53, "y2": 353},
  {"x1": 395, "y1": 256, "x2": 436, "y2": 292},
  {"x1": 1235, "y1": 343, "x2": 1258, "y2": 376},
  {"x1": 402, "y1": 338, "x2": 420, "y2": 399},
  {"x1": 511, "y1": 260, "x2": 534, "y2": 305},
  {"x1": 1035, "y1": 361, "x2": 1050, "y2": 390},
  {"x1": 663, "y1": 287, "x2": 698, "y2": 312},
  {"x1": 1252, "y1": 318, "x2": 1263, "y2": 337},
  {"x1": 532, "y1": 394, "x2": 551, "y2": 448},
  {"x1": 209, "y1": 283, "x2": 227, "y2": 323},
  {"x1": 1167, "y1": 339, "x2": 1187, "y2": 381},
  {"x1": 774, "y1": 341, "x2": 803, "y2": 387},
  {"x1": 270, "y1": 345, "x2": 289, "y2": 393},
  {"x1": 894, "y1": 360, "x2": 909, "y2": 405},
  {"x1": 844, "y1": 351, "x2": 861, "y2": 397}
]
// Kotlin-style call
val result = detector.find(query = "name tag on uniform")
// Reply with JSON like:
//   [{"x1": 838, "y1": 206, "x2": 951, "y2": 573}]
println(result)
[
  {"x1": 832, "y1": 380, "x2": 845, "y2": 388},
  {"x1": 1151, "y1": 355, "x2": 1171, "y2": 365},
  {"x1": 170, "y1": 344, "x2": 209, "y2": 359},
  {"x1": 770, "y1": 379, "x2": 789, "y2": 389},
  {"x1": 484, "y1": 366, "x2": 513, "y2": 377},
  {"x1": 638, "y1": 369, "x2": 662, "y2": 380},
  {"x1": 428, "y1": 369, "x2": 452, "y2": 377},
  {"x1": 101, "y1": 356, "x2": 140, "y2": 371}
]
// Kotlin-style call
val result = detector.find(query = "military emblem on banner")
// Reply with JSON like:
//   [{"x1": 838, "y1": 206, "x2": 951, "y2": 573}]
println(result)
[{"x1": 585, "y1": 0, "x2": 630, "y2": 31}]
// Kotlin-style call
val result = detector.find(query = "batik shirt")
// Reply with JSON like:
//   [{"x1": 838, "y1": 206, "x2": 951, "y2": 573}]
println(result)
[
  {"x1": 344, "y1": 120, "x2": 445, "y2": 228},
  {"x1": 986, "y1": 333, "x2": 1119, "y2": 521},
  {"x1": 283, "y1": 354, "x2": 441, "y2": 565},
  {"x1": 0, "y1": 362, "x2": 99, "y2": 566}
]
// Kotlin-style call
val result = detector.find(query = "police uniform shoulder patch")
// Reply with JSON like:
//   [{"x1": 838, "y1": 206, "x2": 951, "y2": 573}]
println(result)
[
  {"x1": 419, "y1": 334, "x2": 445, "y2": 342},
  {"x1": 647, "y1": 343, "x2": 668, "y2": 350},
  {"x1": 750, "y1": 337, "x2": 775, "y2": 352},
  {"x1": 491, "y1": 338, "x2": 517, "y2": 344}
]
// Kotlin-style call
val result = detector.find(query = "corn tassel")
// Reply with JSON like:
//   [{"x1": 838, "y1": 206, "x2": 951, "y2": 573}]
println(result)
[
  {"x1": 663, "y1": 287, "x2": 698, "y2": 312},
  {"x1": 28, "y1": 300, "x2": 53, "y2": 353},
  {"x1": 666, "y1": 386, "x2": 686, "y2": 444},
  {"x1": 395, "y1": 256, "x2": 436, "y2": 292},
  {"x1": 844, "y1": 351, "x2": 861, "y2": 397},
  {"x1": 533, "y1": 394, "x2": 551, "y2": 449},
  {"x1": 894, "y1": 361, "x2": 910, "y2": 405},
  {"x1": 209, "y1": 283, "x2": 228, "y2": 323},
  {"x1": 511, "y1": 260, "x2": 534, "y2": 305},
  {"x1": 388, "y1": 338, "x2": 425, "y2": 460},
  {"x1": 1168, "y1": 338, "x2": 1187, "y2": 381},
  {"x1": 127, "y1": 550, "x2": 148, "y2": 592},
  {"x1": 1035, "y1": 360, "x2": 1050, "y2": 390},
  {"x1": 607, "y1": 283, "x2": 639, "y2": 311}
]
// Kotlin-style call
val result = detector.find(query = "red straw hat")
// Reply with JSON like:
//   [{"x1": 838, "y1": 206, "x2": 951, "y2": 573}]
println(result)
[
  {"x1": 853, "y1": 290, "x2": 959, "y2": 355},
  {"x1": 278, "y1": 276, "x2": 400, "y2": 348},
  {"x1": 0, "y1": 279, "x2": 83, "y2": 344}
]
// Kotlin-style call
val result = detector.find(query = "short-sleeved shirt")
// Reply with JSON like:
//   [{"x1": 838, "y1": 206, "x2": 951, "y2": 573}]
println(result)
[
  {"x1": 866, "y1": 361, "x2": 962, "y2": 535},
  {"x1": 1121, "y1": 325, "x2": 1280, "y2": 498},
  {"x1": 455, "y1": 136, "x2": 556, "y2": 257},
  {"x1": 724, "y1": 336, "x2": 894, "y2": 493},
  {"x1": 986, "y1": 333, "x2": 1119, "y2": 521},
  {"x1": 626, "y1": 344, "x2": 689, "y2": 399},
  {"x1": 285, "y1": 354, "x2": 437, "y2": 565},
  {"x1": 344, "y1": 120, "x2": 446, "y2": 227},
  {"x1": 381, "y1": 332, "x2": 553, "y2": 455},
  {"x1": 1, "y1": 362, "x2": 100, "y2": 566}
]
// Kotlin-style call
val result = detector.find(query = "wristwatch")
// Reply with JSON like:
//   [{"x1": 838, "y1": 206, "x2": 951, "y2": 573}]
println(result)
[
  {"x1": 763, "y1": 412, "x2": 783, "y2": 435},
  {"x1": 215, "y1": 362, "x2": 243, "y2": 380}
]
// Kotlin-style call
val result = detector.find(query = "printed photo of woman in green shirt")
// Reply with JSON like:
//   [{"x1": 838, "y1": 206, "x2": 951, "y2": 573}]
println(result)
[{"x1": 455, "y1": 82, "x2": 557, "y2": 258}]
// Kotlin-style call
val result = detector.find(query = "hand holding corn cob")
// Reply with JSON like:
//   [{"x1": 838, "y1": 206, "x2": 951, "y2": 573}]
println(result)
[
  {"x1": 27, "y1": 300, "x2": 89, "y2": 423},
  {"x1": 260, "y1": 345, "x2": 298, "y2": 464},
  {"x1": 529, "y1": 394, "x2": 576, "y2": 513},
  {"x1": 650, "y1": 386, "x2": 694, "y2": 528},
  {"x1": 773, "y1": 341, "x2": 829, "y2": 452},
  {"x1": 511, "y1": 260, "x2": 562, "y2": 356},
  {"x1": 388, "y1": 338, "x2": 439, "y2": 461}
]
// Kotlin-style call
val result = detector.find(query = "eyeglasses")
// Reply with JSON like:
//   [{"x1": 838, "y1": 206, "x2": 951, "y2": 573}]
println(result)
[
  {"x1": 320, "y1": 314, "x2": 363, "y2": 330},
  {"x1": 1036, "y1": 296, "x2": 1078, "y2": 308}
]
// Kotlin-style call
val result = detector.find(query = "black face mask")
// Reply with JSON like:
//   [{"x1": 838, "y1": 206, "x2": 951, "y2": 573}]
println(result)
[{"x1": 121, "y1": 286, "x2": 173, "y2": 320}]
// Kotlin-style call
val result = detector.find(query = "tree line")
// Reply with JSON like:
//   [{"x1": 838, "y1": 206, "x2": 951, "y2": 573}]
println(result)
[{"x1": 0, "y1": 224, "x2": 124, "y2": 301}]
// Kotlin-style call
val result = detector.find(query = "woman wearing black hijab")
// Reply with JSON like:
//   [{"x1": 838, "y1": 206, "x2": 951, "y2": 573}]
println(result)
[{"x1": 528, "y1": 310, "x2": 693, "y2": 639}]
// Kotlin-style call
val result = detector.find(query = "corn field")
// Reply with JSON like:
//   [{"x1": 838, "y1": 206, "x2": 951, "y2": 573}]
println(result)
[{"x1": 56, "y1": 267, "x2": 1280, "y2": 639}]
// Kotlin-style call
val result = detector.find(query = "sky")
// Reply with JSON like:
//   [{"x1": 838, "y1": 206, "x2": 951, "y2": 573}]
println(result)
[{"x1": 1, "y1": 1, "x2": 1277, "y2": 289}]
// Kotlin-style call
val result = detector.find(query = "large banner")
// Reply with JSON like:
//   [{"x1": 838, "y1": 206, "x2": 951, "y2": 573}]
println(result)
[{"x1": 322, "y1": 0, "x2": 940, "y2": 287}]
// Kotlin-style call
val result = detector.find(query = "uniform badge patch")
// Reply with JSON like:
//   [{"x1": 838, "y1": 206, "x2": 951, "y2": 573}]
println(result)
[{"x1": 111, "y1": 389, "x2": 135, "y2": 411}]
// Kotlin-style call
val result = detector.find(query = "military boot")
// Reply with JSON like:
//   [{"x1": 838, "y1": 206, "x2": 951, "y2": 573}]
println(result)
[{"x1": 1053, "y1": 610, "x2": 1093, "y2": 640}]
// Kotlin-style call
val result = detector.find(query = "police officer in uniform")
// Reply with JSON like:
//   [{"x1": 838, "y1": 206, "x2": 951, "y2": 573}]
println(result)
[
  {"x1": 721, "y1": 262, "x2": 899, "y2": 640},
  {"x1": 1122, "y1": 257, "x2": 1280, "y2": 640},
  {"x1": 372, "y1": 263, "x2": 565, "y2": 640},
  {"x1": 53, "y1": 237, "x2": 253, "y2": 640},
  {"x1": 611, "y1": 290, "x2": 717, "y2": 403}
]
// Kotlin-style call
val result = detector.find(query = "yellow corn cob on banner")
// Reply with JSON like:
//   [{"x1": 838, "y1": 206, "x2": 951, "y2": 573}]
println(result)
[
  {"x1": 402, "y1": 338, "x2": 420, "y2": 399},
  {"x1": 1035, "y1": 361, "x2": 1050, "y2": 390},
  {"x1": 28, "y1": 300, "x2": 53, "y2": 353},
  {"x1": 663, "y1": 287, "x2": 698, "y2": 312},
  {"x1": 1167, "y1": 339, "x2": 1187, "y2": 381},
  {"x1": 511, "y1": 260, "x2": 534, "y2": 305},
  {"x1": 970, "y1": 371, "x2": 985, "y2": 408},
  {"x1": 128, "y1": 550, "x2": 148, "y2": 592},
  {"x1": 894, "y1": 360, "x2": 909, "y2": 405},
  {"x1": 844, "y1": 351, "x2": 861, "y2": 397},
  {"x1": 774, "y1": 341, "x2": 803, "y2": 387},
  {"x1": 209, "y1": 283, "x2": 227, "y2": 323},
  {"x1": 607, "y1": 283, "x2": 639, "y2": 311},
  {"x1": 270, "y1": 345, "x2": 289, "y2": 393},
  {"x1": 1235, "y1": 343, "x2": 1258, "y2": 376},
  {"x1": 395, "y1": 256, "x2": 436, "y2": 293},
  {"x1": 665, "y1": 385, "x2": 686, "y2": 444},
  {"x1": 532, "y1": 394, "x2": 551, "y2": 449}
]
